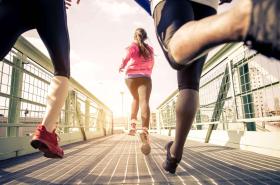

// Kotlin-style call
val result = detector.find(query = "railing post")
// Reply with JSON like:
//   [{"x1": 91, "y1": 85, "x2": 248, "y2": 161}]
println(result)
[
  {"x1": 65, "y1": 91, "x2": 75, "y2": 133},
  {"x1": 228, "y1": 60, "x2": 239, "y2": 121},
  {"x1": 8, "y1": 56, "x2": 23, "y2": 137},
  {"x1": 156, "y1": 109, "x2": 161, "y2": 134},
  {"x1": 76, "y1": 101, "x2": 86, "y2": 140},
  {"x1": 205, "y1": 65, "x2": 231, "y2": 143},
  {"x1": 238, "y1": 63, "x2": 256, "y2": 131},
  {"x1": 85, "y1": 99, "x2": 90, "y2": 132},
  {"x1": 168, "y1": 127, "x2": 171, "y2": 136},
  {"x1": 196, "y1": 109, "x2": 202, "y2": 130},
  {"x1": 97, "y1": 108, "x2": 105, "y2": 135}
]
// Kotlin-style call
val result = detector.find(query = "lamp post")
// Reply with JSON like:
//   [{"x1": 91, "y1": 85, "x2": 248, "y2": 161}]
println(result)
[
  {"x1": 120, "y1": 91, "x2": 124, "y2": 116},
  {"x1": 120, "y1": 91, "x2": 126, "y2": 129}
]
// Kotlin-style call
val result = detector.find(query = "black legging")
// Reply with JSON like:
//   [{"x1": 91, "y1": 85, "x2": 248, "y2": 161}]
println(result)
[
  {"x1": 125, "y1": 77, "x2": 152, "y2": 128},
  {"x1": 153, "y1": 0, "x2": 217, "y2": 90},
  {"x1": 0, "y1": 0, "x2": 70, "y2": 78}
]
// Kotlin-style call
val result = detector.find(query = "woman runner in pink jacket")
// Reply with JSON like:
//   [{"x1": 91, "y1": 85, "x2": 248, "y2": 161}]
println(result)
[{"x1": 119, "y1": 28, "x2": 154, "y2": 155}]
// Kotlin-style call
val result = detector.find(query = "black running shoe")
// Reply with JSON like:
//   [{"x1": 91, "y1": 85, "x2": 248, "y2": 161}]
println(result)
[
  {"x1": 162, "y1": 141, "x2": 180, "y2": 174},
  {"x1": 245, "y1": 0, "x2": 280, "y2": 60}
]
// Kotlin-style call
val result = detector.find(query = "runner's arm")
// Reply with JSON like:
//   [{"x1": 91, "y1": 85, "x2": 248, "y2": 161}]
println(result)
[{"x1": 119, "y1": 47, "x2": 133, "y2": 73}]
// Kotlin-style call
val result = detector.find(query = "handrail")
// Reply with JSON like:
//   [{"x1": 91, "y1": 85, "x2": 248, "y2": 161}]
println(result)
[
  {"x1": 0, "y1": 123, "x2": 100, "y2": 129},
  {"x1": 158, "y1": 116, "x2": 280, "y2": 128}
]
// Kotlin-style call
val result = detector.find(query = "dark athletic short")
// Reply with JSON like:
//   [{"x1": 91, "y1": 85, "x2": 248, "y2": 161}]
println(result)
[
  {"x1": 0, "y1": 0, "x2": 70, "y2": 78},
  {"x1": 153, "y1": 0, "x2": 217, "y2": 90}
]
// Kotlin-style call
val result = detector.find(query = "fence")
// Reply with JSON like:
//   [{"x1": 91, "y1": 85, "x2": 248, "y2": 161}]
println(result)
[
  {"x1": 0, "y1": 37, "x2": 113, "y2": 160},
  {"x1": 157, "y1": 43, "x2": 280, "y2": 134}
]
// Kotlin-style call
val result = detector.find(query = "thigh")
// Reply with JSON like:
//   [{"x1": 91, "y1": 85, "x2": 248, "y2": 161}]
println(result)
[
  {"x1": 126, "y1": 79, "x2": 139, "y2": 100},
  {"x1": 177, "y1": 2, "x2": 217, "y2": 91},
  {"x1": 138, "y1": 78, "x2": 152, "y2": 103},
  {"x1": 0, "y1": 1, "x2": 31, "y2": 59},
  {"x1": 153, "y1": 0, "x2": 194, "y2": 69},
  {"x1": 153, "y1": 0, "x2": 194, "y2": 48},
  {"x1": 36, "y1": 0, "x2": 70, "y2": 77}
]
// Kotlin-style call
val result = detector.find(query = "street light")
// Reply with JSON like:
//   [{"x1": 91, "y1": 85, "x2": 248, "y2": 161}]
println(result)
[
  {"x1": 120, "y1": 91, "x2": 126, "y2": 129},
  {"x1": 120, "y1": 91, "x2": 124, "y2": 116}
]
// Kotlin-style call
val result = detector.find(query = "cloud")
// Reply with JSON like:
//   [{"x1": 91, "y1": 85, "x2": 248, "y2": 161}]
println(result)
[
  {"x1": 71, "y1": 60, "x2": 104, "y2": 81},
  {"x1": 91, "y1": 0, "x2": 141, "y2": 21}
]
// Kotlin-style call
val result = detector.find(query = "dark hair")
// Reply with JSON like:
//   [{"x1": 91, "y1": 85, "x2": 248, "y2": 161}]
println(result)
[{"x1": 134, "y1": 28, "x2": 152, "y2": 59}]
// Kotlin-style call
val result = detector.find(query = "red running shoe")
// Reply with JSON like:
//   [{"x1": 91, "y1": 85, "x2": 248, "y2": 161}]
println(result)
[
  {"x1": 30, "y1": 125, "x2": 64, "y2": 158},
  {"x1": 128, "y1": 122, "x2": 137, "y2": 136}
]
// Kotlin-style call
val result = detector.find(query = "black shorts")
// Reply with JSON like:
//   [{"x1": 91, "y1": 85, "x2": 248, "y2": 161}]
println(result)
[
  {"x1": 153, "y1": 0, "x2": 217, "y2": 90},
  {"x1": 0, "y1": 0, "x2": 70, "y2": 78}
]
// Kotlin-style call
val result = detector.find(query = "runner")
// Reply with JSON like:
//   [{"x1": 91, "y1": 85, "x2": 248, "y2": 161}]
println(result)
[
  {"x1": 119, "y1": 28, "x2": 154, "y2": 155},
  {"x1": 136, "y1": 0, "x2": 279, "y2": 173},
  {"x1": 0, "y1": 0, "x2": 80, "y2": 158}
]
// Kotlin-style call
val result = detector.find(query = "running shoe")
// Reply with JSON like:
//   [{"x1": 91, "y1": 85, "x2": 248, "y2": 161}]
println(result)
[
  {"x1": 128, "y1": 122, "x2": 137, "y2": 136},
  {"x1": 30, "y1": 124, "x2": 64, "y2": 158},
  {"x1": 139, "y1": 130, "x2": 151, "y2": 155},
  {"x1": 245, "y1": 0, "x2": 280, "y2": 60},
  {"x1": 162, "y1": 141, "x2": 180, "y2": 174}
]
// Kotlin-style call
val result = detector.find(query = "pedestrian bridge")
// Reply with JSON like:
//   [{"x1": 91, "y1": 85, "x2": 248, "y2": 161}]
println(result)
[
  {"x1": 0, "y1": 38, "x2": 280, "y2": 184},
  {"x1": 1, "y1": 134, "x2": 280, "y2": 185}
]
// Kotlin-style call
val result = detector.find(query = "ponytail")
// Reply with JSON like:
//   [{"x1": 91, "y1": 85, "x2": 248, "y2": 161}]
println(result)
[{"x1": 134, "y1": 28, "x2": 152, "y2": 59}]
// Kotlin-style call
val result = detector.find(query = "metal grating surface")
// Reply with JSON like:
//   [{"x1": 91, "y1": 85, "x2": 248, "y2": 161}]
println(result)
[{"x1": 1, "y1": 134, "x2": 280, "y2": 185}]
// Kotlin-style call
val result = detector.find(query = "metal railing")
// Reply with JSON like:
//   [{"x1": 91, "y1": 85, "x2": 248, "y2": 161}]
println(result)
[
  {"x1": 156, "y1": 43, "x2": 280, "y2": 133},
  {"x1": 0, "y1": 37, "x2": 113, "y2": 139}
]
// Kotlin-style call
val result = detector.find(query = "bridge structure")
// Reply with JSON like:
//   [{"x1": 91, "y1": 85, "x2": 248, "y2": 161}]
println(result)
[{"x1": 0, "y1": 37, "x2": 280, "y2": 184}]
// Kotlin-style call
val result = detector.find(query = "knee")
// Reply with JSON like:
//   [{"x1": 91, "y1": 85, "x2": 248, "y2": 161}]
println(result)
[
  {"x1": 175, "y1": 103, "x2": 196, "y2": 118},
  {"x1": 168, "y1": 53, "x2": 186, "y2": 70},
  {"x1": 162, "y1": 39, "x2": 186, "y2": 70},
  {"x1": 175, "y1": 99, "x2": 192, "y2": 116}
]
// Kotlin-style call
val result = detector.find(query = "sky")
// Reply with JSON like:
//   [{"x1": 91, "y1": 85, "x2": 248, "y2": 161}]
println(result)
[{"x1": 23, "y1": 0, "x2": 232, "y2": 117}]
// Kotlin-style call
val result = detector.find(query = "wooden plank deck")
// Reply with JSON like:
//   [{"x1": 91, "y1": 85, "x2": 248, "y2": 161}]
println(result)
[{"x1": 1, "y1": 134, "x2": 280, "y2": 185}]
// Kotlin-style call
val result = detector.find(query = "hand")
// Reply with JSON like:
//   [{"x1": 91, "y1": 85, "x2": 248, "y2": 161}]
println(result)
[
  {"x1": 219, "y1": 0, "x2": 232, "y2": 5},
  {"x1": 65, "y1": 0, "x2": 81, "y2": 9}
]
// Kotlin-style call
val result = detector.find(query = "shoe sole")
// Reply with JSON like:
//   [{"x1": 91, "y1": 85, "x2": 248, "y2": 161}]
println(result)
[
  {"x1": 141, "y1": 143, "x2": 151, "y2": 155},
  {"x1": 139, "y1": 133, "x2": 151, "y2": 155},
  {"x1": 162, "y1": 162, "x2": 176, "y2": 174},
  {"x1": 162, "y1": 142, "x2": 176, "y2": 174},
  {"x1": 30, "y1": 140, "x2": 63, "y2": 159}
]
